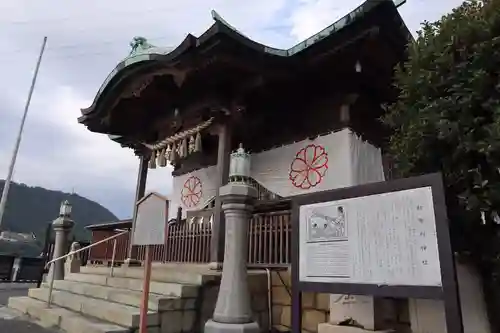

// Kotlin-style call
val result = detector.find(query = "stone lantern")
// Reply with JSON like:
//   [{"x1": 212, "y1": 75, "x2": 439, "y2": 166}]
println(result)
[
  {"x1": 205, "y1": 144, "x2": 259, "y2": 333},
  {"x1": 49, "y1": 200, "x2": 75, "y2": 280},
  {"x1": 228, "y1": 143, "x2": 252, "y2": 183}
]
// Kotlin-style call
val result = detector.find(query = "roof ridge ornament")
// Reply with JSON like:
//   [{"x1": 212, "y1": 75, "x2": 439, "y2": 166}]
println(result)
[
  {"x1": 129, "y1": 36, "x2": 155, "y2": 56},
  {"x1": 211, "y1": 10, "x2": 250, "y2": 39}
]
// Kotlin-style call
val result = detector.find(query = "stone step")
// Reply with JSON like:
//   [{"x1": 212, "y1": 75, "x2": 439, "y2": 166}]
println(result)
[
  {"x1": 65, "y1": 272, "x2": 198, "y2": 298},
  {"x1": 44, "y1": 280, "x2": 187, "y2": 311},
  {"x1": 7, "y1": 296, "x2": 132, "y2": 333},
  {"x1": 79, "y1": 265, "x2": 214, "y2": 285},
  {"x1": 28, "y1": 288, "x2": 159, "y2": 328}
]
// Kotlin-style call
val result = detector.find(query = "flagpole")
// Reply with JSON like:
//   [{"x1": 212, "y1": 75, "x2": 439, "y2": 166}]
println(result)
[{"x1": 0, "y1": 36, "x2": 48, "y2": 231}]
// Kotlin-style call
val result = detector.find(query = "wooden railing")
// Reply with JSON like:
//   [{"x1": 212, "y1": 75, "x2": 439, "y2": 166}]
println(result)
[
  {"x1": 136, "y1": 212, "x2": 213, "y2": 263},
  {"x1": 248, "y1": 210, "x2": 291, "y2": 266},
  {"x1": 89, "y1": 206, "x2": 291, "y2": 267}
]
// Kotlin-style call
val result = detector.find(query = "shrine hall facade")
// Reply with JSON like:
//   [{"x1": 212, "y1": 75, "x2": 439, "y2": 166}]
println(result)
[{"x1": 80, "y1": 0, "x2": 411, "y2": 266}]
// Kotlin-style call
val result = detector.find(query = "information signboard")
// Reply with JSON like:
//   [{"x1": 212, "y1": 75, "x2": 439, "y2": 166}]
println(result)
[
  {"x1": 299, "y1": 186, "x2": 441, "y2": 287},
  {"x1": 132, "y1": 192, "x2": 168, "y2": 246},
  {"x1": 291, "y1": 173, "x2": 463, "y2": 333}
]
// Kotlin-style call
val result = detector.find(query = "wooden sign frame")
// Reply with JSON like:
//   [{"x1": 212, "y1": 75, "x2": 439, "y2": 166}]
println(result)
[
  {"x1": 291, "y1": 173, "x2": 463, "y2": 333},
  {"x1": 131, "y1": 191, "x2": 169, "y2": 333}
]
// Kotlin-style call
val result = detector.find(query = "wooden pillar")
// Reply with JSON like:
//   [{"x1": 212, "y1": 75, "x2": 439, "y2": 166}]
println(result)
[
  {"x1": 126, "y1": 154, "x2": 149, "y2": 264},
  {"x1": 210, "y1": 122, "x2": 231, "y2": 265}
]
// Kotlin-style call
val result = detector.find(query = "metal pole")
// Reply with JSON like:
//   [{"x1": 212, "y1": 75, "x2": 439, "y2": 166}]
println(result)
[
  {"x1": 47, "y1": 262, "x2": 55, "y2": 308},
  {"x1": 0, "y1": 36, "x2": 47, "y2": 230},
  {"x1": 110, "y1": 239, "x2": 117, "y2": 277}
]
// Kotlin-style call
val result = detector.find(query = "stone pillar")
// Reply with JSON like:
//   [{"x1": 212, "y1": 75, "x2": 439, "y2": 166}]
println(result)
[
  {"x1": 205, "y1": 144, "x2": 259, "y2": 333},
  {"x1": 49, "y1": 200, "x2": 74, "y2": 281},
  {"x1": 125, "y1": 153, "x2": 149, "y2": 266}
]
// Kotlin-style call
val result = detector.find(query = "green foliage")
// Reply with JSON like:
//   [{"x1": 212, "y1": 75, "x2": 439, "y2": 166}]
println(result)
[
  {"x1": 0, "y1": 180, "x2": 117, "y2": 256},
  {"x1": 382, "y1": 0, "x2": 500, "y2": 266}
]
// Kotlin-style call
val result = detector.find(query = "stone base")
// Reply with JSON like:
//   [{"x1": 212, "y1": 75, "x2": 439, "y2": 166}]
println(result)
[
  {"x1": 123, "y1": 258, "x2": 142, "y2": 267},
  {"x1": 204, "y1": 320, "x2": 260, "y2": 333},
  {"x1": 65, "y1": 258, "x2": 81, "y2": 274},
  {"x1": 318, "y1": 323, "x2": 393, "y2": 333}
]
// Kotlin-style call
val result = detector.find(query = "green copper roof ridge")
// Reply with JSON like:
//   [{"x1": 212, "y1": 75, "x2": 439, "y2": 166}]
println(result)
[
  {"x1": 211, "y1": 0, "x2": 401, "y2": 57},
  {"x1": 211, "y1": 10, "x2": 250, "y2": 39}
]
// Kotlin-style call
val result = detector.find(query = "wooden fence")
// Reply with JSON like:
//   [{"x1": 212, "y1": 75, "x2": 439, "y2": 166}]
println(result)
[{"x1": 89, "y1": 209, "x2": 292, "y2": 267}]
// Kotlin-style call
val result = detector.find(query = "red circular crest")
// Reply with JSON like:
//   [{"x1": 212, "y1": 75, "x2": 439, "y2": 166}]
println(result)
[
  {"x1": 289, "y1": 144, "x2": 328, "y2": 189},
  {"x1": 181, "y1": 176, "x2": 203, "y2": 208}
]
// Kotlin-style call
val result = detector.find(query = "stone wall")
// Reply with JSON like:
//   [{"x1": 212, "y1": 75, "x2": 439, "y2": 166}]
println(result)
[{"x1": 271, "y1": 269, "x2": 329, "y2": 333}]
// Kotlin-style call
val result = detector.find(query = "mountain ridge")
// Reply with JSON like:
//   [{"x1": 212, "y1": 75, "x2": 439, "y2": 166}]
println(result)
[{"x1": 0, "y1": 179, "x2": 118, "y2": 256}]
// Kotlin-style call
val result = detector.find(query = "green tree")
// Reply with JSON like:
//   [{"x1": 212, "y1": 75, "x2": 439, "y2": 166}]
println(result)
[{"x1": 382, "y1": 0, "x2": 500, "y2": 327}]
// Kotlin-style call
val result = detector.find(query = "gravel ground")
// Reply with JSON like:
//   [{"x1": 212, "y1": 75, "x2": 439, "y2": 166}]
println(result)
[{"x1": 0, "y1": 285, "x2": 59, "y2": 333}]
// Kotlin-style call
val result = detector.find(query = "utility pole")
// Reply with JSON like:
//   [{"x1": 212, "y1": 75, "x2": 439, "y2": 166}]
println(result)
[{"x1": 0, "y1": 36, "x2": 47, "y2": 231}]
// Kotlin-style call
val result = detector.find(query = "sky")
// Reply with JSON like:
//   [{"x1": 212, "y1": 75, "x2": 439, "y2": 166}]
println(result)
[{"x1": 0, "y1": 0, "x2": 465, "y2": 220}]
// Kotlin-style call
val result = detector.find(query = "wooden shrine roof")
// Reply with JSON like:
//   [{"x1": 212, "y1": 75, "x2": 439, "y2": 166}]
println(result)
[{"x1": 78, "y1": 0, "x2": 411, "y2": 153}]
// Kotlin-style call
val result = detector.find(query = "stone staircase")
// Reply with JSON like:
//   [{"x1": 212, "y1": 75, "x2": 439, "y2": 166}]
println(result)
[{"x1": 7, "y1": 264, "x2": 219, "y2": 333}]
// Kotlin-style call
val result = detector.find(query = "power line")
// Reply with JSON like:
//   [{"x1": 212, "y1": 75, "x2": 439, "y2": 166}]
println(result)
[
  {"x1": 0, "y1": 49, "x2": 120, "y2": 61},
  {"x1": 3, "y1": 35, "x2": 176, "y2": 55},
  {"x1": 0, "y1": 4, "x2": 187, "y2": 26},
  {"x1": 0, "y1": 47, "x2": 155, "y2": 61},
  {"x1": 0, "y1": 4, "x2": 256, "y2": 27}
]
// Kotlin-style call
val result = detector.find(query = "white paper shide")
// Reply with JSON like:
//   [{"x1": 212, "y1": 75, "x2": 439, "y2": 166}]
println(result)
[{"x1": 299, "y1": 186, "x2": 442, "y2": 287}]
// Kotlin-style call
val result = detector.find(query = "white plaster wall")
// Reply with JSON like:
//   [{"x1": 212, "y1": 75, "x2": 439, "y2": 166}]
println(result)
[{"x1": 409, "y1": 261, "x2": 491, "y2": 333}]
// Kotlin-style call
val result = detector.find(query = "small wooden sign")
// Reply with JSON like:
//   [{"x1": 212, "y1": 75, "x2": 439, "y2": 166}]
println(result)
[
  {"x1": 132, "y1": 192, "x2": 168, "y2": 246},
  {"x1": 131, "y1": 192, "x2": 168, "y2": 333}
]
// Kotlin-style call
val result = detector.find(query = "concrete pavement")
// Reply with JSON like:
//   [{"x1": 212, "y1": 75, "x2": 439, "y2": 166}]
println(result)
[{"x1": 0, "y1": 283, "x2": 59, "y2": 333}]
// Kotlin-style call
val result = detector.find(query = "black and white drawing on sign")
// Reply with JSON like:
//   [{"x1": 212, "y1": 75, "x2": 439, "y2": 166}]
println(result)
[{"x1": 306, "y1": 205, "x2": 347, "y2": 243}]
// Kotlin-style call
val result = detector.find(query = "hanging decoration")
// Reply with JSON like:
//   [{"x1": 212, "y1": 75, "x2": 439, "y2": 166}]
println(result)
[
  {"x1": 194, "y1": 132, "x2": 202, "y2": 152},
  {"x1": 143, "y1": 117, "x2": 214, "y2": 169},
  {"x1": 165, "y1": 144, "x2": 172, "y2": 161},
  {"x1": 188, "y1": 135, "x2": 195, "y2": 153},
  {"x1": 171, "y1": 142, "x2": 178, "y2": 165},
  {"x1": 149, "y1": 150, "x2": 157, "y2": 169},
  {"x1": 180, "y1": 137, "x2": 188, "y2": 158},
  {"x1": 157, "y1": 148, "x2": 167, "y2": 167}
]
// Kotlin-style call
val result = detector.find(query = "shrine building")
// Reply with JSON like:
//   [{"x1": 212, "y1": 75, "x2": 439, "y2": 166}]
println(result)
[
  {"x1": 80, "y1": 0, "x2": 410, "y2": 265},
  {"x1": 77, "y1": 0, "x2": 440, "y2": 332}
]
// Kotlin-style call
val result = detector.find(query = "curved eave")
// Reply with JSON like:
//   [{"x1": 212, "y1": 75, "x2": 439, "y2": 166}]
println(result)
[
  {"x1": 79, "y1": 0, "x2": 410, "y2": 125},
  {"x1": 79, "y1": 33, "x2": 198, "y2": 119}
]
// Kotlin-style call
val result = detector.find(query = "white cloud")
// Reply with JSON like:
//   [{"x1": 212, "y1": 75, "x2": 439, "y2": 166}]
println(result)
[{"x1": 289, "y1": 0, "x2": 363, "y2": 41}]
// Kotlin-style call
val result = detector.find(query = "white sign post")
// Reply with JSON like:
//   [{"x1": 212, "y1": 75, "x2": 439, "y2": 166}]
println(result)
[{"x1": 132, "y1": 192, "x2": 168, "y2": 333}]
